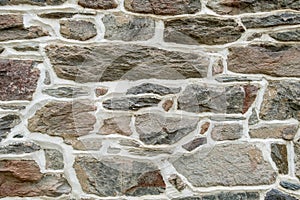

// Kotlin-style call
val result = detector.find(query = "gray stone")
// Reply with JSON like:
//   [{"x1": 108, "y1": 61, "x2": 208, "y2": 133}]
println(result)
[
  {"x1": 38, "y1": 12, "x2": 76, "y2": 19},
  {"x1": 103, "y1": 97, "x2": 160, "y2": 111},
  {"x1": 0, "y1": 115, "x2": 21, "y2": 141},
  {"x1": 74, "y1": 155, "x2": 165, "y2": 196},
  {"x1": 215, "y1": 75, "x2": 262, "y2": 83},
  {"x1": 177, "y1": 84, "x2": 258, "y2": 114},
  {"x1": 0, "y1": 15, "x2": 23, "y2": 29},
  {"x1": 0, "y1": 142, "x2": 40, "y2": 154},
  {"x1": 135, "y1": 113, "x2": 199, "y2": 145},
  {"x1": 270, "y1": 29, "x2": 300, "y2": 41},
  {"x1": 103, "y1": 12, "x2": 155, "y2": 41},
  {"x1": 271, "y1": 144, "x2": 288, "y2": 174},
  {"x1": 164, "y1": 16, "x2": 244, "y2": 45},
  {"x1": 265, "y1": 189, "x2": 298, "y2": 200},
  {"x1": 13, "y1": 45, "x2": 39, "y2": 51},
  {"x1": 172, "y1": 143, "x2": 277, "y2": 187},
  {"x1": 0, "y1": 0, "x2": 67, "y2": 6},
  {"x1": 293, "y1": 140, "x2": 300, "y2": 179},
  {"x1": 60, "y1": 20, "x2": 97, "y2": 41},
  {"x1": 211, "y1": 123, "x2": 243, "y2": 141},
  {"x1": 182, "y1": 137, "x2": 207, "y2": 151},
  {"x1": 45, "y1": 149, "x2": 64, "y2": 170},
  {"x1": 78, "y1": 0, "x2": 118, "y2": 9},
  {"x1": 174, "y1": 192, "x2": 260, "y2": 200},
  {"x1": 99, "y1": 116, "x2": 132, "y2": 136},
  {"x1": 43, "y1": 86, "x2": 90, "y2": 98},
  {"x1": 168, "y1": 174, "x2": 186, "y2": 192},
  {"x1": 45, "y1": 44, "x2": 210, "y2": 82},
  {"x1": 249, "y1": 109, "x2": 259, "y2": 125},
  {"x1": 280, "y1": 181, "x2": 300, "y2": 191},
  {"x1": 127, "y1": 83, "x2": 181, "y2": 95}
]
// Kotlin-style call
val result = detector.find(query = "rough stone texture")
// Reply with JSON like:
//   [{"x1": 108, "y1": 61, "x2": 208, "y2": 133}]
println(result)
[
  {"x1": 0, "y1": 142, "x2": 40, "y2": 154},
  {"x1": 168, "y1": 174, "x2": 186, "y2": 192},
  {"x1": 45, "y1": 149, "x2": 64, "y2": 170},
  {"x1": 98, "y1": 116, "x2": 132, "y2": 136},
  {"x1": 0, "y1": 15, "x2": 23, "y2": 29},
  {"x1": 60, "y1": 20, "x2": 97, "y2": 41},
  {"x1": 164, "y1": 16, "x2": 245, "y2": 45},
  {"x1": 162, "y1": 99, "x2": 173, "y2": 111},
  {"x1": 38, "y1": 12, "x2": 76, "y2": 19},
  {"x1": 294, "y1": 140, "x2": 300, "y2": 180},
  {"x1": 280, "y1": 181, "x2": 300, "y2": 191},
  {"x1": 13, "y1": 45, "x2": 39, "y2": 51},
  {"x1": 95, "y1": 87, "x2": 108, "y2": 97},
  {"x1": 103, "y1": 97, "x2": 161, "y2": 111},
  {"x1": 74, "y1": 155, "x2": 165, "y2": 196},
  {"x1": 182, "y1": 137, "x2": 207, "y2": 151},
  {"x1": 260, "y1": 80, "x2": 300, "y2": 120},
  {"x1": 207, "y1": 0, "x2": 300, "y2": 15},
  {"x1": 0, "y1": 60, "x2": 40, "y2": 101},
  {"x1": 249, "y1": 109, "x2": 259, "y2": 125},
  {"x1": 271, "y1": 144, "x2": 288, "y2": 174},
  {"x1": 103, "y1": 12, "x2": 155, "y2": 41},
  {"x1": 228, "y1": 44, "x2": 300, "y2": 77},
  {"x1": 172, "y1": 143, "x2": 277, "y2": 187},
  {"x1": 43, "y1": 86, "x2": 90, "y2": 98},
  {"x1": 124, "y1": 0, "x2": 201, "y2": 15},
  {"x1": 270, "y1": 29, "x2": 300, "y2": 41},
  {"x1": 0, "y1": 115, "x2": 21, "y2": 141},
  {"x1": 242, "y1": 12, "x2": 300, "y2": 28},
  {"x1": 45, "y1": 44, "x2": 210, "y2": 82},
  {"x1": 78, "y1": 0, "x2": 118, "y2": 9},
  {"x1": 177, "y1": 84, "x2": 258, "y2": 114},
  {"x1": 175, "y1": 192, "x2": 260, "y2": 200},
  {"x1": 211, "y1": 123, "x2": 243, "y2": 141},
  {"x1": 200, "y1": 122, "x2": 210, "y2": 135},
  {"x1": 127, "y1": 83, "x2": 180, "y2": 95},
  {"x1": 265, "y1": 189, "x2": 298, "y2": 200},
  {"x1": 0, "y1": 0, "x2": 67, "y2": 6},
  {"x1": 135, "y1": 113, "x2": 198, "y2": 145}
]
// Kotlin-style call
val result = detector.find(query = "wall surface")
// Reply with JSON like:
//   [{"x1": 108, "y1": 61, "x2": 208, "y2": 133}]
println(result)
[{"x1": 0, "y1": 0, "x2": 300, "y2": 199}]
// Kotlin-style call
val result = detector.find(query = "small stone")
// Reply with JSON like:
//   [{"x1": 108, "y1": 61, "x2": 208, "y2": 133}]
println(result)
[
  {"x1": 271, "y1": 144, "x2": 288, "y2": 174},
  {"x1": 39, "y1": 12, "x2": 76, "y2": 19},
  {"x1": 247, "y1": 32, "x2": 263, "y2": 41},
  {"x1": 168, "y1": 174, "x2": 186, "y2": 191},
  {"x1": 124, "y1": 0, "x2": 201, "y2": 15},
  {"x1": 0, "y1": 115, "x2": 21, "y2": 141},
  {"x1": 162, "y1": 99, "x2": 173, "y2": 111},
  {"x1": 43, "y1": 86, "x2": 90, "y2": 98},
  {"x1": 215, "y1": 75, "x2": 263, "y2": 83},
  {"x1": 78, "y1": 0, "x2": 118, "y2": 9},
  {"x1": 280, "y1": 181, "x2": 300, "y2": 191},
  {"x1": 44, "y1": 70, "x2": 51, "y2": 85},
  {"x1": 249, "y1": 109, "x2": 259, "y2": 125},
  {"x1": 13, "y1": 45, "x2": 39, "y2": 51},
  {"x1": 200, "y1": 122, "x2": 210, "y2": 135},
  {"x1": 182, "y1": 137, "x2": 207, "y2": 151},
  {"x1": 0, "y1": 0, "x2": 67, "y2": 6},
  {"x1": 0, "y1": 104, "x2": 26, "y2": 110},
  {"x1": 164, "y1": 16, "x2": 245, "y2": 45},
  {"x1": 45, "y1": 149, "x2": 64, "y2": 170},
  {"x1": 127, "y1": 83, "x2": 181, "y2": 96},
  {"x1": 95, "y1": 87, "x2": 108, "y2": 96},
  {"x1": 0, "y1": 47, "x2": 4, "y2": 54},
  {"x1": 99, "y1": 116, "x2": 132, "y2": 136},
  {"x1": 265, "y1": 189, "x2": 298, "y2": 200},
  {"x1": 211, "y1": 123, "x2": 243, "y2": 141},
  {"x1": 103, "y1": 97, "x2": 161, "y2": 111},
  {"x1": 103, "y1": 12, "x2": 155, "y2": 41},
  {"x1": 0, "y1": 142, "x2": 40, "y2": 154},
  {"x1": 60, "y1": 20, "x2": 97, "y2": 41},
  {"x1": 270, "y1": 29, "x2": 300, "y2": 41}
]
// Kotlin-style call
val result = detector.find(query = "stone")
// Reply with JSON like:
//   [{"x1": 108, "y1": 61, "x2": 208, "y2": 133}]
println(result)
[
  {"x1": 135, "y1": 112, "x2": 199, "y2": 145},
  {"x1": 177, "y1": 84, "x2": 258, "y2": 114},
  {"x1": 0, "y1": 142, "x2": 40, "y2": 154},
  {"x1": 168, "y1": 174, "x2": 186, "y2": 192},
  {"x1": 60, "y1": 20, "x2": 97, "y2": 41},
  {"x1": 249, "y1": 109, "x2": 259, "y2": 125},
  {"x1": 103, "y1": 12, "x2": 155, "y2": 41},
  {"x1": 13, "y1": 45, "x2": 39, "y2": 51},
  {"x1": 103, "y1": 97, "x2": 161, "y2": 111},
  {"x1": 249, "y1": 123, "x2": 298, "y2": 140},
  {"x1": 0, "y1": 115, "x2": 21, "y2": 141},
  {"x1": 99, "y1": 116, "x2": 132, "y2": 136},
  {"x1": 0, "y1": 59, "x2": 40, "y2": 101},
  {"x1": 172, "y1": 143, "x2": 277, "y2": 187},
  {"x1": 127, "y1": 83, "x2": 181, "y2": 95},
  {"x1": 200, "y1": 122, "x2": 210, "y2": 135},
  {"x1": 162, "y1": 99, "x2": 173, "y2": 111},
  {"x1": 211, "y1": 123, "x2": 243, "y2": 141},
  {"x1": 164, "y1": 16, "x2": 244, "y2": 45},
  {"x1": 0, "y1": 104, "x2": 26, "y2": 110},
  {"x1": 45, "y1": 149, "x2": 64, "y2": 170},
  {"x1": 293, "y1": 140, "x2": 300, "y2": 179},
  {"x1": 271, "y1": 144, "x2": 288, "y2": 174},
  {"x1": 0, "y1": 0, "x2": 67, "y2": 6},
  {"x1": 124, "y1": 0, "x2": 201, "y2": 15},
  {"x1": 265, "y1": 189, "x2": 298, "y2": 200},
  {"x1": 43, "y1": 86, "x2": 90, "y2": 98},
  {"x1": 260, "y1": 80, "x2": 300, "y2": 120},
  {"x1": 280, "y1": 181, "x2": 300, "y2": 191},
  {"x1": 0, "y1": 47, "x2": 4, "y2": 54},
  {"x1": 74, "y1": 155, "x2": 165, "y2": 196},
  {"x1": 44, "y1": 70, "x2": 51, "y2": 85},
  {"x1": 0, "y1": 15, "x2": 23, "y2": 29},
  {"x1": 228, "y1": 44, "x2": 300, "y2": 77},
  {"x1": 270, "y1": 29, "x2": 300, "y2": 41},
  {"x1": 242, "y1": 12, "x2": 300, "y2": 28},
  {"x1": 72, "y1": 137, "x2": 103, "y2": 150},
  {"x1": 28, "y1": 101, "x2": 96, "y2": 141},
  {"x1": 38, "y1": 12, "x2": 76, "y2": 19},
  {"x1": 207, "y1": 0, "x2": 300, "y2": 15},
  {"x1": 78, "y1": 0, "x2": 118, "y2": 9},
  {"x1": 45, "y1": 44, "x2": 210, "y2": 82},
  {"x1": 215, "y1": 75, "x2": 262, "y2": 83},
  {"x1": 95, "y1": 87, "x2": 108, "y2": 96},
  {"x1": 174, "y1": 192, "x2": 260, "y2": 200},
  {"x1": 182, "y1": 137, "x2": 207, "y2": 151}
]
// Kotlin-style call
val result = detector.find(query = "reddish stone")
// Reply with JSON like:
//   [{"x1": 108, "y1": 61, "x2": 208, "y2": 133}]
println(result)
[{"x1": 200, "y1": 122, "x2": 210, "y2": 134}]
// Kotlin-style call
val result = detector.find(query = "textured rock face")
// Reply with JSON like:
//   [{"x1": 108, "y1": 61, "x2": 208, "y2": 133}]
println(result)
[
  {"x1": 0, "y1": 0, "x2": 67, "y2": 6},
  {"x1": 103, "y1": 97, "x2": 161, "y2": 111},
  {"x1": 182, "y1": 137, "x2": 207, "y2": 151},
  {"x1": 124, "y1": 0, "x2": 201, "y2": 15},
  {"x1": 45, "y1": 149, "x2": 64, "y2": 170},
  {"x1": 168, "y1": 174, "x2": 186, "y2": 192},
  {"x1": 0, "y1": 142, "x2": 40, "y2": 154},
  {"x1": 0, "y1": 115, "x2": 21, "y2": 141},
  {"x1": 0, "y1": 60, "x2": 40, "y2": 101},
  {"x1": 164, "y1": 17, "x2": 245, "y2": 45},
  {"x1": 172, "y1": 143, "x2": 277, "y2": 187},
  {"x1": 127, "y1": 83, "x2": 180, "y2": 95},
  {"x1": 74, "y1": 155, "x2": 165, "y2": 196},
  {"x1": 228, "y1": 44, "x2": 300, "y2": 77},
  {"x1": 294, "y1": 141, "x2": 300, "y2": 179},
  {"x1": 98, "y1": 116, "x2": 132, "y2": 136},
  {"x1": 78, "y1": 0, "x2": 118, "y2": 9},
  {"x1": 211, "y1": 123, "x2": 243, "y2": 141},
  {"x1": 60, "y1": 20, "x2": 97, "y2": 41},
  {"x1": 280, "y1": 181, "x2": 300, "y2": 191},
  {"x1": 175, "y1": 192, "x2": 260, "y2": 200},
  {"x1": 265, "y1": 189, "x2": 298, "y2": 200},
  {"x1": 270, "y1": 29, "x2": 300, "y2": 41},
  {"x1": 271, "y1": 144, "x2": 288, "y2": 174},
  {"x1": 177, "y1": 84, "x2": 258, "y2": 114},
  {"x1": 43, "y1": 86, "x2": 90, "y2": 98}
]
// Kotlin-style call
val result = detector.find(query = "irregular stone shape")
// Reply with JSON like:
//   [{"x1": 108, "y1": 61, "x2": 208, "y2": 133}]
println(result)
[
  {"x1": 168, "y1": 174, "x2": 186, "y2": 192},
  {"x1": 249, "y1": 109, "x2": 259, "y2": 125},
  {"x1": 271, "y1": 144, "x2": 288, "y2": 174},
  {"x1": 72, "y1": 137, "x2": 103, "y2": 150},
  {"x1": 38, "y1": 12, "x2": 76, "y2": 19},
  {"x1": 0, "y1": 0, "x2": 67, "y2": 6},
  {"x1": 294, "y1": 140, "x2": 300, "y2": 179},
  {"x1": 200, "y1": 122, "x2": 210, "y2": 135},
  {"x1": 95, "y1": 87, "x2": 108, "y2": 97},
  {"x1": 45, "y1": 44, "x2": 210, "y2": 82},
  {"x1": 164, "y1": 16, "x2": 244, "y2": 45},
  {"x1": 60, "y1": 20, "x2": 97, "y2": 41},
  {"x1": 28, "y1": 101, "x2": 96, "y2": 140},
  {"x1": 215, "y1": 75, "x2": 262, "y2": 83},
  {"x1": 228, "y1": 44, "x2": 300, "y2": 77},
  {"x1": 175, "y1": 192, "x2": 260, "y2": 200},
  {"x1": 135, "y1": 113, "x2": 199, "y2": 145},
  {"x1": 0, "y1": 60, "x2": 40, "y2": 101},
  {"x1": 265, "y1": 189, "x2": 298, "y2": 200},
  {"x1": 211, "y1": 123, "x2": 243, "y2": 141},
  {"x1": 207, "y1": 0, "x2": 300, "y2": 15},
  {"x1": 74, "y1": 155, "x2": 165, "y2": 196},
  {"x1": 0, "y1": 15, "x2": 23, "y2": 29},
  {"x1": 182, "y1": 137, "x2": 207, "y2": 151},
  {"x1": 103, "y1": 12, "x2": 155, "y2": 41},
  {"x1": 0, "y1": 47, "x2": 4, "y2": 54},
  {"x1": 0, "y1": 160, "x2": 71, "y2": 197},
  {"x1": 178, "y1": 84, "x2": 258, "y2": 114},
  {"x1": 78, "y1": 0, "x2": 118, "y2": 9},
  {"x1": 127, "y1": 83, "x2": 181, "y2": 95},
  {"x1": 124, "y1": 0, "x2": 201, "y2": 15},
  {"x1": 260, "y1": 80, "x2": 300, "y2": 120},
  {"x1": 280, "y1": 181, "x2": 300, "y2": 191},
  {"x1": 44, "y1": 70, "x2": 51, "y2": 85},
  {"x1": 249, "y1": 123, "x2": 298, "y2": 140},
  {"x1": 0, "y1": 115, "x2": 21, "y2": 141},
  {"x1": 43, "y1": 86, "x2": 90, "y2": 98},
  {"x1": 242, "y1": 12, "x2": 300, "y2": 28},
  {"x1": 99, "y1": 116, "x2": 132, "y2": 136},
  {"x1": 270, "y1": 29, "x2": 300, "y2": 41},
  {"x1": 45, "y1": 149, "x2": 64, "y2": 170},
  {"x1": 0, "y1": 142, "x2": 40, "y2": 154},
  {"x1": 162, "y1": 99, "x2": 173, "y2": 111},
  {"x1": 13, "y1": 45, "x2": 39, "y2": 51},
  {"x1": 103, "y1": 97, "x2": 161, "y2": 111},
  {"x1": 172, "y1": 143, "x2": 277, "y2": 187}
]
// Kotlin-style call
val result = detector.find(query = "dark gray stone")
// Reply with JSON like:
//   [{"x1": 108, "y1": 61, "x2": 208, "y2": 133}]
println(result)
[
  {"x1": 173, "y1": 192, "x2": 260, "y2": 200},
  {"x1": 182, "y1": 137, "x2": 207, "y2": 151},
  {"x1": 0, "y1": 142, "x2": 40, "y2": 154},
  {"x1": 45, "y1": 149, "x2": 64, "y2": 170},
  {"x1": 280, "y1": 181, "x2": 300, "y2": 191},
  {"x1": 103, "y1": 97, "x2": 161, "y2": 111},
  {"x1": 215, "y1": 75, "x2": 262, "y2": 83},
  {"x1": 270, "y1": 29, "x2": 300, "y2": 41},
  {"x1": 127, "y1": 83, "x2": 181, "y2": 95},
  {"x1": 271, "y1": 144, "x2": 288, "y2": 174},
  {"x1": 43, "y1": 86, "x2": 90, "y2": 98},
  {"x1": 0, "y1": 115, "x2": 21, "y2": 141},
  {"x1": 265, "y1": 189, "x2": 298, "y2": 200}
]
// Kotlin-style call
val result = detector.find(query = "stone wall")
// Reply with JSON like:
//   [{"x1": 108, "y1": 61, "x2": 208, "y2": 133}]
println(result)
[{"x1": 0, "y1": 0, "x2": 299, "y2": 199}]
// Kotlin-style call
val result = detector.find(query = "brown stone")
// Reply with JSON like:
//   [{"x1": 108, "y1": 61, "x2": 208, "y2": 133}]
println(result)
[
  {"x1": 78, "y1": 0, "x2": 118, "y2": 9},
  {"x1": 271, "y1": 144, "x2": 288, "y2": 174},
  {"x1": 162, "y1": 99, "x2": 173, "y2": 111},
  {"x1": 98, "y1": 116, "x2": 132, "y2": 136},
  {"x1": 200, "y1": 122, "x2": 210, "y2": 135},
  {"x1": 0, "y1": 15, "x2": 23, "y2": 29},
  {"x1": 294, "y1": 140, "x2": 300, "y2": 180},
  {"x1": 60, "y1": 20, "x2": 97, "y2": 41},
  {"x1": 168, "y1": 174, "x2": 186, "y2": 192},
  {"x1": 95, "y1": 87, "x2": 108, "y2": 96},
  {"x1": 182, "y1": 137, "x2": 207, "y2": 151}
]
